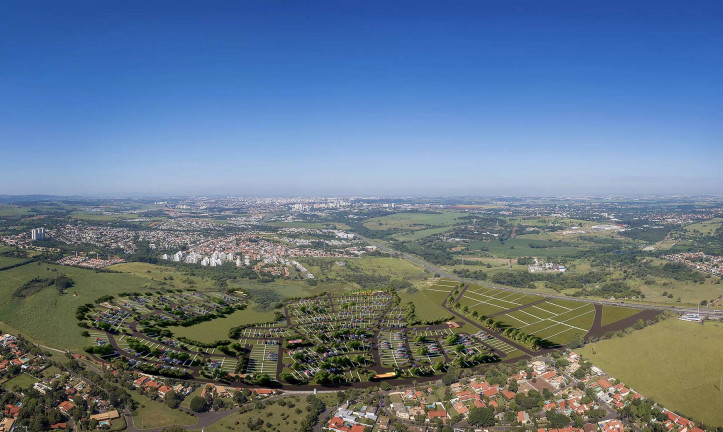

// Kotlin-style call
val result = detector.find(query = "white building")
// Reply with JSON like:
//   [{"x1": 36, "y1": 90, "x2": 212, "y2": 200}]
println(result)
[{"x1": 31, "y1": 227, "x2": 45, "y2": 241}]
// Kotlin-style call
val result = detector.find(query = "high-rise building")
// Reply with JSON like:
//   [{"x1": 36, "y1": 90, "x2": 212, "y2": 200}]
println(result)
[{"x1": 31, "y1": 227, "x2": 45, "y2": 241}]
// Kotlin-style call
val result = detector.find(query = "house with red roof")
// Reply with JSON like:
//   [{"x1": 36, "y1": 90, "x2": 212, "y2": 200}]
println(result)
[
  {"x1": 58, "y1": 401, "x2": 75, "y2": 415},
  {"x1": 483, "y1": 387, "x2": 499, "y2": 397},
  {"x1": 158, "y1": 385, "x2": 173, "y2": 398},
  {"x1": 453, "y1": 402, "x2": 468, "y2": 416},
  {"x1": 133, "y1": 376, "x2": 150, "y2": 388},
  {"x1": 518, "y1": 411, "x2": 530, "y2": 424},
  {"x1": 4, "y1": 404, "x2": 20, "y2": 418},
  {"x1": 327, "y1": 416, "x2": 366, "y2": 432},
  {"x1": 471, "y1": 381, "x2": 490, "y2": 392},
  {"x1": 501, "y1": 390, "x2": 516, "y2": 400},
  {"x1": 427, "y1": 410, "x2": 448, "y2": 420},
  {"x1": 597, "y1": 378, "x2": 612, "y2": 390}
]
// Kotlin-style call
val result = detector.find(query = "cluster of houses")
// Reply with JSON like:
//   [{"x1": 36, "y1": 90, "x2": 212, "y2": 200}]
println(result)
[
  {"x1": 387, "y1": 358, "x2": 572, "y2": 427},
  {"x1": 377, "y1": 351, "x2": 708, "y2": 432},
  {"x1": 1, "y1": 333, "x2": 130, "y2": 431},
  {"x1": 47, "y1": 222, "x2": 209, "y2": 254},
  {"x1": 663, "y1": 252, "x2": 723, "y2": 277},
  {"x1": 527, "y1": 258, "x2": 567, "y2": 273},
  {"x1": 565, "y1": 352, "x2": 704, "y2": 432},
  {"x1": 56, "y1": 254, "x2": 125, "y2": 269},
  {"x1": 133, "y1": 374, "x2": 192, "y2": 400},
  {"x1": 0, "y1": 334, "x2": 32, "y2": 376},
  {"x1": 325, "y1": 401, "x2": 379, "y2": 432}
]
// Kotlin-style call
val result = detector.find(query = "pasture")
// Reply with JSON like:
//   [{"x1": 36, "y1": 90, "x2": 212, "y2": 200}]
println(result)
[
  {"x1": 363, "y1": 212, "x2": 465, "y2": 231},
  {"x1": 469, "y1": 237, "x2": 582, "y2": 258},
  {"x1": 0, "y1": 262, "x2": 155, "y2": 350},
  {"x1": 578, "y1": 319, "x2": 723, "y2": 427}
]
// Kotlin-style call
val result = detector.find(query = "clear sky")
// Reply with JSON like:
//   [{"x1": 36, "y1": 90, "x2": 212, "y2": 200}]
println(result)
[{"x1": 1, "y1": 0, "x2": 721, "y2": 197}]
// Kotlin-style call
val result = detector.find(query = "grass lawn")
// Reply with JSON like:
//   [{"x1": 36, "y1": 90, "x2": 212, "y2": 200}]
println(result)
[
  {"x1": 1, "y1": 373, "x2": 39, "y2": 390},
  {"x1": 0, "y1": 262, "x2": 157, "y2": 351},
  {"x1": 578, "y1": 319, "x2": 723, "y2": 427},
  {"x1": 303, "y1": 256, "x2": 429, "y2": 285},
  {"x1": 131, "y1": 392, "x2": 197, "y2": 429},
  {"x1": 363, "y1": 212, "x2": 465, "y2": 231},
  {"x1": 601, "y1": 305, "x2": 643, "y2": 326},
  {"x1": 469, "y1": 237, "x2": 582, "y2": 258},
  {"x1": 0, "y1": 256, "x2": 30, "y2": 269},
  {"x1": 681, "y1": 218, "x2": 723, "y2": 235},
  {"x1": 192, "y1": 393, "x2": 337, "y2": 432},
  {"x1": 180, "y1": 387, "x2": 204, "y2": 410},
  {"x1": 393, "y1": 226, "x2": 455, "y2": 241},
  {"x1": 108, "y1": 262, "x2": 219, "y2": 290},
  {"x1": 397, "y1": 288, "x2": 453, "y2": 322},
  {"x1": 169, "y1": 306, "x2": 278, "y2": 343}
]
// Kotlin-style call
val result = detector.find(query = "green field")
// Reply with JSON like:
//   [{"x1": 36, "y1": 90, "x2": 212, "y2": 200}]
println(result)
[
  {"x1": 682, "y1": 218, "x2": 723, "y2": 235},
  {"x1": 192, "y1": 393, "x2": 336, "y2": 432},
  {"x1": 0, "y1": 256, "x2": 30, "y2": 269},
  {"x1": 363, "y1": 212, "x2": 464, "y2": 231},
  {"x1": 393, "y1": 226, "x2": 455, "y2": 241},
  {"x1": 578, "y1": 319, "x2": 723, "y2": 427},
  {"x1": 601, "y1": 305, "x2": 643, "y2": 326},
  {"x1": 169, "y1": 306, "x2": 278, "y2": 343},
  {"x1": 0, "y1": 262, "x2": 156, "y2": 351},
  {"x1": 301, "y1": 256, "x2": 429, "y2": 292},
  {"x1": 108, "y1": 262, "x2": 220, "y2": 290},
  {"x1": 469, "y1": 237, "x2": 582, "y2": 258},
  {"x1": 1, "y1": 373, "x2": 39, "y2": 390},
  {"x1": 131, "y1": 392, "x2": 197, "y2": 429},
  {"x1": 397, "y1": 287, "x2": 454, "y2": 322}
]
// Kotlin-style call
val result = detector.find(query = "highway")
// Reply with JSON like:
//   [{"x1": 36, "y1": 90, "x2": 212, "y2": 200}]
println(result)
[{"x1": 358, "y1": 235, "x2": 723, "y2": 318}]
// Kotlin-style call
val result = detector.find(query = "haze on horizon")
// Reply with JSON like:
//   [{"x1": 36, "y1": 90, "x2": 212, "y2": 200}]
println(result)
[{"x1": 1, "y1": 0, "x2": 721, "y2": 197}]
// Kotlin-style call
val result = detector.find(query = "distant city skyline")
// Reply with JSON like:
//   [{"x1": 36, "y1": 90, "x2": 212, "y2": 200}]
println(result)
[{"x1": 1, "y1": 0, "x2": 721, "y2": 196}]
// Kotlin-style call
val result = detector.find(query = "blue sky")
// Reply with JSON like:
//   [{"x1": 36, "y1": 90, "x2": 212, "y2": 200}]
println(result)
[{"x1": 1, "y1": 0, "x2": 721, "y2": 196}]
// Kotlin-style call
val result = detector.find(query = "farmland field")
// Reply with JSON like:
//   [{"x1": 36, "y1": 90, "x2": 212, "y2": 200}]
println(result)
[
  {"x1": 469, "y1": 237, "x2": 582, "y2": 258},
  {"x1": 363, "y1": 212, "x2": 465, "y2": 231},
  {"x1": 578, "y1": 319, "x2": 723, "y2": 427}
]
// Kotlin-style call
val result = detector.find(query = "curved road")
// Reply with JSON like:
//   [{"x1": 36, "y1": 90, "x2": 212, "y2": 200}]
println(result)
[{"x1": 359, "y1": 235, "x2": 723, "y2": 318}]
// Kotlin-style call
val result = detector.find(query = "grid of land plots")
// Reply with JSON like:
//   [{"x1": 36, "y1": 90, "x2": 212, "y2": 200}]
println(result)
[
  {"x1": 495, "y1": 299, "x2": 595, "y2": 345},
  {"x1": 75, "y1": 277, "x2": 646, "y2": 390},
  {"x1": 378, "y1": 330, "x2": 410, "y2": 368},
  {"x1": 245, "y1": 342, "x2": 279, "y2": 375},
  {"x1": 458, "y1": 284, "x2": 545, "y2": 317}
]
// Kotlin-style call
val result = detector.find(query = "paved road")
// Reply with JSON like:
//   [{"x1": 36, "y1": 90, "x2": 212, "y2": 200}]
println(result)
[{"x1": 359, "y1": 235, "x2": 723, "y2": 318}]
